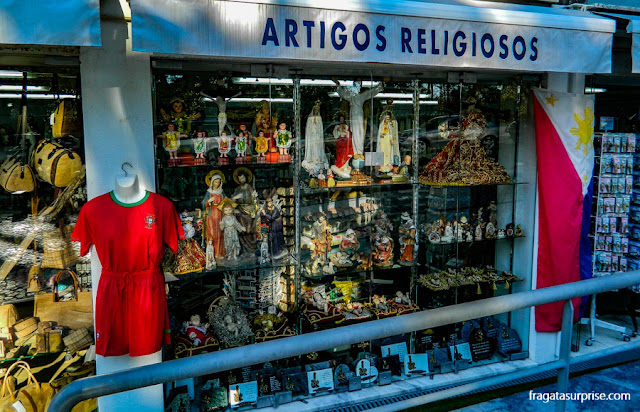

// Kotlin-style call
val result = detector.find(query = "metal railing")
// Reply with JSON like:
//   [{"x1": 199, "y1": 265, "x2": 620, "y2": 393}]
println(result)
[{"x1": 49, "y1": 270, "x2": 640, "y2": 412}]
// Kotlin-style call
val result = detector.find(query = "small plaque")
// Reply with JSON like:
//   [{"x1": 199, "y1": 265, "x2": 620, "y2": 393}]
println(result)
[
  {"x1": 348, "y1": 376, "x2": 362, "y2": 391},
  {"x1": 378, "y1": 371, "x2": 392, "y2": 385},
  {"x1": 381, "y1": 342, "x2": 409, "y2": 362},
  {"x1": 376, "y1": 354, "x2": 402, "y2": 376},
  {"x1": 281, "y1": 372, "x2": 307, "y2": 395},
  {"x1": 449, "y1": 343, "x2": 472, "y2": 362},
  {"x1": 229, "y1": 381, "x2": 258, "y2": 409},
  {"x1": 307, "y1": 368, "x2": 334, "y2": 395},
  {"x1": 403, "y1": 354, "x2": 430, "y2": 376},
  {"x1": 497, "y1": 325, "x2": 522, "y2": 356},
  {"x1": 482, "y1": 316, "x2": 500, "y2": 339},
  {"x1": 355, "y1": 359, "x2": 378, "y2": 384},
  {"x1": 469, "y1": 328, "x2": 494, "y2": 361},
  {"x1": 460, "y1": 319, "x2": 482, "y2": 343},
  {"x1": 333, "y1": 364, "x2": 353, "y2": 388}
]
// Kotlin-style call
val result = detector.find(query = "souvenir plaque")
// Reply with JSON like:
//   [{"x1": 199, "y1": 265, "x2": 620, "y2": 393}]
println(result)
[
  {"x1": 403, "y1": 354, "x2": 430, "y2": 376},
  {"x1": 469, "y1": 328, "x2": 493, "y2": 361},
  {"x1": 381, "y1": 342, "x2": 409, "y2": 362},
  {"x1": 229, "y1": 381, "x2": 258, "y2": 409},
  {"x1": 482, "y1": 316, "x2": 500, "y2": 339},
  {"x1": 376, "y1": 354, "x2": 402, "y2": 376},
  {"x1": 333, "y1": 364, "x2": 354, "y2": 389},
  {"x1": 307, "y1": 368, "x2": 334, "y2": 395},
  {"x1": 449, "y1": 343, "x2": 472, "y2": 362},
  {"x1": 281, "y1": 371, "x2": 307, "y2": 396},
  {"x1": 355, "y1": 359, "x2": 378, "y2": 384},
  {"x1": 497, "y1": 325, "x2": 522, "y2": 356},
  {"x1": 460, "y1": 319, "x2": 482, "y2": 343}
]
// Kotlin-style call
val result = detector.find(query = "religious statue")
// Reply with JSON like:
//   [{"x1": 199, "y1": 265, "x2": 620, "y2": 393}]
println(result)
[
  {"x1": 157, "y1": 122, "x2": 186, "y2": 165},
  {"x1": 160, "y1": 97, "x2": 202, "y2": 134},
  {"x1": 255, "y1": 100, "x2": 278, "y2": 152},
  {"x1": 398, "y1": 212, "x2": 416, "y2": 265},
  {"x1": 217, "y1": 131, "x2": 232, "y2": 158},
  {"x1": 331, "y1": 121, "x2": 353, "y2": 179},
  {"x1": 376, "y1": 106, "x2": 400, "y2": 173},
  {"x1": 275, "y1": 122, "x2": 293, "y2": 159},
  {"x1": 231, "y1": 167, "x2": 259, "y2": 254},
  {"x1": 333, "y1": 78, "x2": 384, "y2": 159},
  {"x1": 202, "y1": 170, "x2": 226, "y2": 263},
  {"x1": 372, "y1": 236, "x2": 393, "y2": 267},
  {"x1": 259, "y1": 193, "x2": 288, "y2": 260},
  {"x1": 302, "y1": 100, "x2": 328, "y2": 174},
  {"x1": 219, "y1": 198, "x2": 245, "y2": 261},
  {"x1": 192, "y1": 129, "x2": 208, "y2": 165}
]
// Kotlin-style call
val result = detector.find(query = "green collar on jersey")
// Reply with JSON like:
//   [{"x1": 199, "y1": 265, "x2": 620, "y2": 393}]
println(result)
[{"x1": 110, "y1": 190, "x2": 149, "y2": 207}]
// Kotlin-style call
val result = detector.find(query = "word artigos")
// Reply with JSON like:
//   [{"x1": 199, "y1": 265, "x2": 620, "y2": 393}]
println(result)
[{"x1": 262, "y1": 18, "x2": 539, "y2": 61}]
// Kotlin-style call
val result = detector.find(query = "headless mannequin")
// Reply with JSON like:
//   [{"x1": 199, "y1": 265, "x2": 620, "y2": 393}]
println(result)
[{"x1": 113, "y1": 172, "x2": 146, "y2": 204}]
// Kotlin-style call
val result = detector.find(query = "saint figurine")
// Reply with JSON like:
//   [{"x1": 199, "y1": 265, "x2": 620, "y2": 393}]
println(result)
[
  {"x1": 302, "y1": 100, "x2": 328, "y2": 174},
  {"x1": 192, "y1": 129, "x2": 208, "y2": 163},
  {"x1": 255, "y1": 130, "x2": 269, "y2": 158},
  {"x1": 202, "y1": 171, "x2": 226, "y2": 261},
  {"x1": 398, "y1": 212, "x2": 416, "y2": 264},
  {"x1": 331, "y1": 121, "x2": 353, "y2": 179},
  {"x1": 255, "y1": 100, "x2": 278, "y2": 152},
  {"x1": 217, "y1": 131, "x2": 232, "y2": 158},
  {"x1": 235, "y1": 132, "x2": 248, "y2": 158},
  {"x1": 275, "y1": 122, "x2": 293, "y2": 157},
  {"x1": 333, "y1": 78, "x2": 384, "y2": 159},
  {"x1": 259, "y1": 194, "x2": 288, "y2": 260},
  {"x1": 160, "y1": 97, "x2": 202, "y2": 135},
  {"x1": 231, "y1": 167, "x2": 259, "y2": 254},
  {"x1": 157, "y1": 122, "x2": 186, "y2": 162},
  {"x1": 373, "y1": 236, "x2": 393, "y2": 267},
  {"x1": 219, "y1": 198, "x2": 245, "y2": 261},
  {"x1": 376, "y1": 110, "x2": 400, "y2": 173}
]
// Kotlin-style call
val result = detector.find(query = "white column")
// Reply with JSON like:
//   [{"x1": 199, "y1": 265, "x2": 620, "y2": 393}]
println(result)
[{"x1": 80, "y1": 0, "x2": 162, "y2": 410}]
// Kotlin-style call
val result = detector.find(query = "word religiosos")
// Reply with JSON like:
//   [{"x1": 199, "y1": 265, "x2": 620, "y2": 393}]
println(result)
[{"x1": 262, "y1": 19, "x2": 539, "y2": 61}]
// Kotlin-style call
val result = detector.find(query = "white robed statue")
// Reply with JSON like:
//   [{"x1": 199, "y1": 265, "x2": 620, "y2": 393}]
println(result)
[
  {"x1": 376, "y1": 111, "x2": 400, "y2": 173},
  {"x1": 302, "y1": 100, "x2": 328, "y2": 174}
]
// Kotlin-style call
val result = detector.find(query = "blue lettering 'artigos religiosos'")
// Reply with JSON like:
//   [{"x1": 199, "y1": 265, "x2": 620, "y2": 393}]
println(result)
[{"x1": 261, "y1": 18, "x2": 539, "y2": 62}]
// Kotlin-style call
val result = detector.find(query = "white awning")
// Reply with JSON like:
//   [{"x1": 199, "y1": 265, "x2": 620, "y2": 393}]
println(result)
[
  {"x1": 0, "y1": 0, "x2": 101, "y2": 47},
  {"x1": 131, "y1": 0, "x2": 615, "y2": 73}
]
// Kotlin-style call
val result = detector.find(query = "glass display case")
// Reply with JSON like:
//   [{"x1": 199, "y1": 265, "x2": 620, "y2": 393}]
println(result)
[{"x1": 152, "y1": 66, "x2": 535, "y2": 408}]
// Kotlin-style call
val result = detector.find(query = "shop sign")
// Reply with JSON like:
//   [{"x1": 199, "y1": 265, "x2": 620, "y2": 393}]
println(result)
[{"x1": 132, "y1": 0, "x2": 613, "y2": 73}]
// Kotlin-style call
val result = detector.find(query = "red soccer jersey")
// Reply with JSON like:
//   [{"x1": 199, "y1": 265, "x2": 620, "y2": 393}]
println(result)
[
  {"x1": 71, "y1": 191, "x2": 184, "y2": 356},
  {"x1": 72, "y1": 191, "x2": 184, "y2": 269}
]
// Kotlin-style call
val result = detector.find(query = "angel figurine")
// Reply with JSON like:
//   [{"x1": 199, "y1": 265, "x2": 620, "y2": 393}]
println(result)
[{"x1": 218, "y1": 198, "x2": 246, "y2": 261}]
